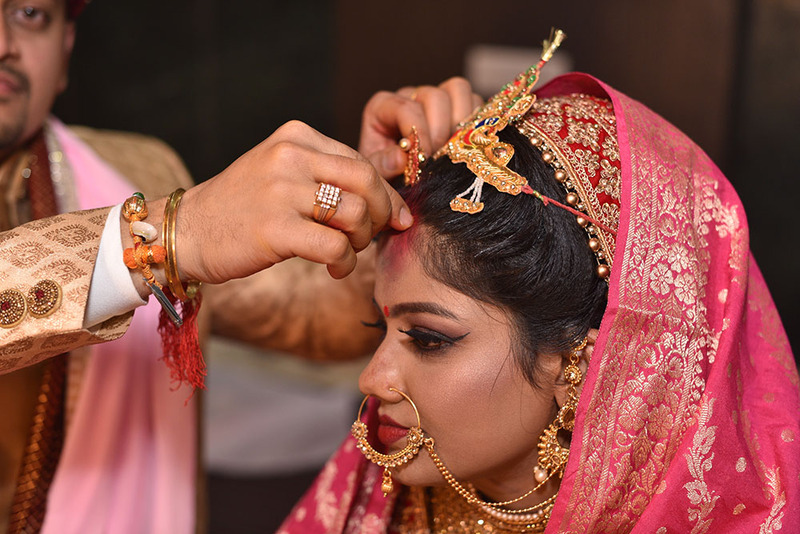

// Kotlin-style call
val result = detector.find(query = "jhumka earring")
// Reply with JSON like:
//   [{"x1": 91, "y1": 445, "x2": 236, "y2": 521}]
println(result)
[
  {"x1": 351, "y1": 387, "x2": 425, "y2": 496},
  {"x1": 534, "y1": 337, "x2": 588, "y2": 484}
]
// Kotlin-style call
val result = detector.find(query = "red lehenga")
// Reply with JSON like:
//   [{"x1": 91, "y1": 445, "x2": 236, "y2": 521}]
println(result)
[{"x1": 278, "y1": 73, "x2": 799, "y2": 533}]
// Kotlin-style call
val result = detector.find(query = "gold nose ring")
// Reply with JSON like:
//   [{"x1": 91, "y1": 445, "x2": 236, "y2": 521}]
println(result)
[{"x1": 351, "y1": 387, "x2": 424, "y2": 496}]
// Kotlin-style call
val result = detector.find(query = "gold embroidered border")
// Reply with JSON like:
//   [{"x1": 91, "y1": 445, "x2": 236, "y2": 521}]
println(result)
[{"x1": 558, "y1": 91, "x2": 733, "y2": 531}]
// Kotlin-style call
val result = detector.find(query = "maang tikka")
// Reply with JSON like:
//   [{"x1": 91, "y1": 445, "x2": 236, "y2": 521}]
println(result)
[{"x1": 351, "y1": 388, "x2": 425, "y2": 496}]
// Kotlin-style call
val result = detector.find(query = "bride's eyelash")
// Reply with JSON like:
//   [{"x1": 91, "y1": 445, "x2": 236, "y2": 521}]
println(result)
[
  {"x1": 398, "y1": 328, "x2": 468, "y2": 353},
  {"x1": 361, "y1": 319, "x2": 387, "y2": 331}
]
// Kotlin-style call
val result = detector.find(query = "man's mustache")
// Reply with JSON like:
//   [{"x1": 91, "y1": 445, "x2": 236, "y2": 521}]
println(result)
[{"x1": 0, "y1": 63, "x2": 30, "y2": 93}]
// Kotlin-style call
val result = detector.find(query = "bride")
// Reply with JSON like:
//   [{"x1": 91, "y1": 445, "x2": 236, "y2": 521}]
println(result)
[{"x1": 280, "y1": 33, "x2": 799, "y2": 533}]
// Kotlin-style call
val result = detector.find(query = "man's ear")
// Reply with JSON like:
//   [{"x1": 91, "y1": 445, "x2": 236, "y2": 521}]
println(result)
[{"x1": 553, "y1": 328, "x2": 599, "y2": 410}]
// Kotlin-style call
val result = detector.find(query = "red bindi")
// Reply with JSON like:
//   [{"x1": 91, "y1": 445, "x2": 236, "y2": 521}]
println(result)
[{"x1": 383, "y1": 305, "x2": 390, "y2": 318}]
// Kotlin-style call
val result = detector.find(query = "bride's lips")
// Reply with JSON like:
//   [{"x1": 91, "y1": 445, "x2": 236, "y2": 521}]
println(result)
[{"x1": 377, "y1": 414, "x2": 409, "y2": 446}]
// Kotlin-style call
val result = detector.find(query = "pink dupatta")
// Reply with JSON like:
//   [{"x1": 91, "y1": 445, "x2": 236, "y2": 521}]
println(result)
[
  {"x1": 279, "y1": 73, "x2": 799, "y2": 533},
  {"x1": 40, "y1": 119, "x2": 197, "y2": 534}
]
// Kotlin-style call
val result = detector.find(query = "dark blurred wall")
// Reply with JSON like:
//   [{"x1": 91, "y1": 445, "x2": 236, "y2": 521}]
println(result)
[
  {"x1": 56, "y1": 0, "x2": 334, "y2": 180},
  {"x1": 731, "y1": 0, "x2": 800, "y2": 358},
  {"x1": 55, "y1": 0, "x2": 797, "y2": 354}
]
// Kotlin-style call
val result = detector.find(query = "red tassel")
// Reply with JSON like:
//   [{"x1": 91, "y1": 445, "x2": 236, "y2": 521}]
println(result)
[{"x1": 157, "y1": 290, "x2": 205, "y2": 400}]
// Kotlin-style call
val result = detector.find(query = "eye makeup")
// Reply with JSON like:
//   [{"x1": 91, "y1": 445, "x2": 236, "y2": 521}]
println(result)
[{"x1": 399, "y1": 327, "x2": 469, "y2": 353}]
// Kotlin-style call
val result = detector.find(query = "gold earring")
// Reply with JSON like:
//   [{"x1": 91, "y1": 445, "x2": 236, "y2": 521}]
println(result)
[
  {"x1": 351, "y1": 387, "x2": 424, "y2": 496},
  {"x1": 534, "y1": 337, "x2": 587, "y2": 483}
]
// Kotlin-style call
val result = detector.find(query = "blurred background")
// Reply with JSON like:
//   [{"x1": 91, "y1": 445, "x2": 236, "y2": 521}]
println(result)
[{"x1": 54, "y1": 0, "x2": 799, "y2": 532}]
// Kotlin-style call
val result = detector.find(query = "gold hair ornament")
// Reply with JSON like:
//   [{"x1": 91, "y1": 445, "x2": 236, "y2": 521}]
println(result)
[
  {"x1": 431, "y1": 30, "x2": 617, "y2": 281},
  {"x1": 437, "y1": 28, "x2": 566, "y2": 214},
  {"x1": 399, "y1": 126, "x2": 425, "y2": 186},
  {"x1": 351, "y1": 388, "x2": 425, "y2": 496}
]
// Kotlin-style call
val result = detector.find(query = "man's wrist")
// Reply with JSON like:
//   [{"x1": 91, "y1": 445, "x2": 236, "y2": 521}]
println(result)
[{"x1": 120, "y1": 195, "x2": 168, "y2": 299}]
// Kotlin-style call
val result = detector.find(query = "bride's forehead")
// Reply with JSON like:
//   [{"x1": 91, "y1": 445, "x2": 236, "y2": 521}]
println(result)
[{"x1": 377, "y1": 228, "x2": 422, "y2": 273}]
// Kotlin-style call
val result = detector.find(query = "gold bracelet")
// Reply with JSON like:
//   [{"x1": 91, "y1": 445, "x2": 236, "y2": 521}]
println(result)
[{"x1": 163, "y1": 188, "x2": 201, "y2": 301}]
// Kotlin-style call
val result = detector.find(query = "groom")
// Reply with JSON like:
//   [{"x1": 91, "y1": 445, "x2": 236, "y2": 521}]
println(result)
[{"x1": 0, "y1": 0, "x2": 477, "y2": 531}]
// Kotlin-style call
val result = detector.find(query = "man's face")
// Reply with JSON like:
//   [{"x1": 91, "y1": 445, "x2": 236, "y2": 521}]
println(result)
[{"x1": 0, "y1": 0, "x2": 74, "y2": 156}]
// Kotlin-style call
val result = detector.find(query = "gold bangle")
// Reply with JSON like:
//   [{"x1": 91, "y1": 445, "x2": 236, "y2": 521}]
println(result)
[
  {"x1": 163, "y1": 188, "x2": 201, "y2": 301},
  {"x1": 122, "y1": 192, "x2": 183, "y2": 326}
]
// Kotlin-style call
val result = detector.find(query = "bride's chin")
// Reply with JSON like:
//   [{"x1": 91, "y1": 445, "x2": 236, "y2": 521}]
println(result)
[{"x1": 390, "y1": 456, "x2": 445, "y2": 488}]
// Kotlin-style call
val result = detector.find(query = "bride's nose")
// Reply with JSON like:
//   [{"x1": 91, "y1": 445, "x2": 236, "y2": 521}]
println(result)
[{"x1": 358, "y1": 340, "x2": 406, "y2": 400}]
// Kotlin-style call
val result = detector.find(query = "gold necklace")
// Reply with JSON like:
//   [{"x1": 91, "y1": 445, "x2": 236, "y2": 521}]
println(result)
[
  {"x1": 395, "y1": 485, "x2": 552, "y2": 533},
  {"x1": 410, "y1": 437, "x2": 556, "y2": 532},
  {"x1": 424, "y1": 436, "x2": 557, "y2": 511}
]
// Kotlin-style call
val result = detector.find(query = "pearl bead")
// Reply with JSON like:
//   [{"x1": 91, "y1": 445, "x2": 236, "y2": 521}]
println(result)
[
  {"x1": 534, "y1": 466, "x2": 548, "y2": 483},
  {"x1": 566, "y1": 193, "x2": 579, "y2": 206},
  {"x1": 542, "y1": 152, "x2": 554, "y2": 163},
  {"x1": 588, "y1": 238, "x2": 601, "y2": 251},
  {"x1": 576, "y1": 216, "x2": 588, "y2": 227},
  {"x1": 554, "y1": 169, "x2": 567, "y2": 182},
  {"x1": 597, "y1": 264, "x2": 610, "y2": 278}
]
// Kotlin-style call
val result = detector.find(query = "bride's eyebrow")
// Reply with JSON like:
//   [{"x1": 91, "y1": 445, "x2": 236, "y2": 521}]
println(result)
[{"x1": 389, "y1": 302, "x2": 459, "y2": 320}]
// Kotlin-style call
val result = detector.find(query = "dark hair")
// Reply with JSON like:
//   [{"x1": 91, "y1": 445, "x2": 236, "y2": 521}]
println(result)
[{"x1": 398, "y1": 127, "x2": 608, "y2": 386}]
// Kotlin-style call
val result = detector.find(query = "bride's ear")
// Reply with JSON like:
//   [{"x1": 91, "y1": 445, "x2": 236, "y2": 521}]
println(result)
[{"x1": 553, "y1": 328, "x2": 599, "y2": 410}]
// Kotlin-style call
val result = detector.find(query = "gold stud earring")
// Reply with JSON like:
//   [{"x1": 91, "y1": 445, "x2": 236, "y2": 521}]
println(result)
[{"x1": 351, "y1": 387, "x2": 424, "y2": 496}]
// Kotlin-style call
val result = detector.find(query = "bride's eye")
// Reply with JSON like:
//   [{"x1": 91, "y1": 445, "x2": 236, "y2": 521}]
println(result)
[{"x1": 398, "y1": 328, "x2": 467, "y2": 353}]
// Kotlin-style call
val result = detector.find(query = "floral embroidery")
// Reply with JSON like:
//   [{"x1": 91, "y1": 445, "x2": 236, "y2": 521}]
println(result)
[
  {"x1": 564, "y1": 119, "x2": 601, "y2": 151},
  {"x1": 5, "y1": 241, "x2": 53, "y2": 268},
  {"x1": 684, "y1": 398, "x2": 719, "y2": 533},
  {"x1": 736, "y1": 457, "x2": 747, "y2": 473},
  {"x1": 573, "y1": 148, "x2": 600, "y2": 175},
  {"x1": 44, "y1": 224, "x2": 98, "y2": 247},
  {"x1": 559, "y1": 91, "x2": 730, "y2": 533},
  {"x1": 598, "y1": 159, "x2": 621, "y2": 198},
  {"x1": 759, "y1": 468, "x2": 786, "y2": 534},
  {"x1": 313, "y1": 460, "x2": 341, "y2": 528},
  {"x1": 649, "y1": 263, "x2": 674, "y2": 295},
  {"x1": 603, "y1": 135, "x2": 620, "y2": 161},
  {"x1": 535, "y1": 112, "x2": 564, "y2": 134}
]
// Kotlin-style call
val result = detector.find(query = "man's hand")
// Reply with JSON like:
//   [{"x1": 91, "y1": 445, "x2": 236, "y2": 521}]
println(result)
[
  {"x1": 359, "y1": 77, "x2": 482, "y2": 177},
  {"x1": 175, "y1": 121, "x2": 411, "y2": 283}
]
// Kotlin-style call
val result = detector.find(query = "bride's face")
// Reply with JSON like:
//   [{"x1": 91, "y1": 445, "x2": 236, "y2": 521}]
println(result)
[{"x1": 359, "y1": 228, "x2": 563, "y2": 501}]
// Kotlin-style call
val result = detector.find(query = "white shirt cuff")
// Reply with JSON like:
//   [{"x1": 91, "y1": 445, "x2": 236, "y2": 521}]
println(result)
[{"x1": 84, "y1": 203, "x2": 148, "y2": 327}]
